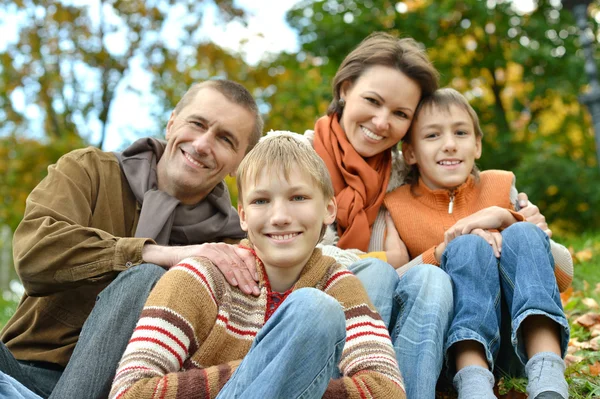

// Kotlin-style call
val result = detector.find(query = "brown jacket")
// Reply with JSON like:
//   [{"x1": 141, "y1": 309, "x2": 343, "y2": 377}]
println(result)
[{"x1": 1, "y1": 147, "x2": 153, "y2": 367}]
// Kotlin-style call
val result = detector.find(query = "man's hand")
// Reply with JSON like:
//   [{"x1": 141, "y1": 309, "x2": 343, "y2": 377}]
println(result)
[
  {"x1": 444, "y1": 206, "x2": 516, "y2": 244},
  {"x1": 516, "y1": 192, "x2": 552, "y2": 237},
  {"x1": 142, "y1": 243, "x2": 260, "y2": 295},
  {"x1": 383, "y1": 213, "x2": 409, "y2": 268}
]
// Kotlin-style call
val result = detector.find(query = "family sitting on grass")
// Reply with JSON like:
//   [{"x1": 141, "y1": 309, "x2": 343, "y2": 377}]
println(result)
[{"x1": 0, "y1": 32, "x2": 573, "y2": 399}]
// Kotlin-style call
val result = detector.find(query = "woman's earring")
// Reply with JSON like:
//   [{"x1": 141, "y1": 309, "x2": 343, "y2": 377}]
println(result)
[{"x1": 339, "y1": 98, "x2": 345, "y2": 108}]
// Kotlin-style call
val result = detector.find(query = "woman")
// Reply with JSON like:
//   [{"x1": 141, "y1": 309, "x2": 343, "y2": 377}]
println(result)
[{"x1": 306, "y1": 32, "x2": 551, "y2": 398}]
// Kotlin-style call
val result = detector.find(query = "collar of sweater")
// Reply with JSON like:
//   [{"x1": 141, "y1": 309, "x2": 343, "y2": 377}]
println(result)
[{"x1": 414, "y1": 174, "x2": 477, "y2": 211}]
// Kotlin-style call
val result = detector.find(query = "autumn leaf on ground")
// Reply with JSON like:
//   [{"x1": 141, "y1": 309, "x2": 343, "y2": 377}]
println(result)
[
  {"x1": 589, "y1": 362, "x2": 600, "y2": 376},
  {"x1": 575, "y1": 312, "x2": 600, "y2": 328},
  {"x1": 565, "y1": 354, "x2": 585, "y2": 366},
  {"x1": 581, "y1": 297, "x2": 599, "y2": 309},
  {"x1": 574, "y1": 248, "x2": 593, "y2": 263},
  {"x1": 560, "y1": 286, "x2": 573, "y2": 305}
]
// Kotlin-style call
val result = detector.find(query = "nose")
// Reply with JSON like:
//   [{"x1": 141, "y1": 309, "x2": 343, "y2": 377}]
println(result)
[
  {"x1": 442, "y1": 134, "x2": 457, "y2": 152},
  {"x1": 372, "y1": 109, "x2": 390, "y2": 131},
  {"x1": 270, "y1": 200, "x2": 292, "y2": 226},
  {"x1": 192, "y1": 130, "x2": 215, "y2": 156}
]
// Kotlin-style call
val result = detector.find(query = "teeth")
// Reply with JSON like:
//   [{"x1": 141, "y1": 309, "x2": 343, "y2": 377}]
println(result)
[
  {"x1": 439, "y1": 160, "x2": 461, "y2": 165},
  {"x1": 184, "y1": 152, "x2": 205, "y2": 168},
  {"x1": 361, "y1": 126, "x2": 384, "y2": 141},
  {"x1": 270, "y1": 233, "x2": 299, "y2": 241}
]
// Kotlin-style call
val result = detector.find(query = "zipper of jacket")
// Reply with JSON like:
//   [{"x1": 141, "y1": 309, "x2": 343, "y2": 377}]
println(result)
[{"x1": 448, "y1": 190, "x2": 455, "y2": 214}]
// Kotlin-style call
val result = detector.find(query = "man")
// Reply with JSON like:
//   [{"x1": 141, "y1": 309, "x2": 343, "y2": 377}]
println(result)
[{"x1": 0, "y1": 79, "x2": 263, "y2": 399}]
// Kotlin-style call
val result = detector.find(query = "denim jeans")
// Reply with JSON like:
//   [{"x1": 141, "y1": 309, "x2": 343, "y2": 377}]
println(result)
[
  {"x1": 0, "y1": 343, "x2": 61, "y2": 398},
  {"x1": 441, "y1": 222, "x2": 569, "y2": 371},
  {"x1": 0, "y1": 372, "x2": 42, "y2": 399},
  {"x1": 216, "y1": 288, "x2": 346, "y2": 399},
  {"x1": 350, "y1": 259, "x2": 453, "y2": 399},
  {"x1": 49, "y1": 264, "x2": 166, "y2": 399}
]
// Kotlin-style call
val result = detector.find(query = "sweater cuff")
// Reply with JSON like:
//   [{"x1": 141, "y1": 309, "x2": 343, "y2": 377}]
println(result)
[
  {"x1": 422, "y1": 247, "x2": 439, "y2": 266},
  {"x1": 114, "y1": 237, "x2": 156, "y2": 271},
  {"x1": 359, "y1": 251, "x2": 388, "y2": 262},
  {"x1": 508, "y1": 210, "x2": 526, "y2": 224}
]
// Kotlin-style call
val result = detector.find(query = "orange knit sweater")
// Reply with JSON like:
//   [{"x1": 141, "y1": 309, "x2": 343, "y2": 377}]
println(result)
[{"x1": 384, "y1": 170, "x2": 572, "y2": 291}]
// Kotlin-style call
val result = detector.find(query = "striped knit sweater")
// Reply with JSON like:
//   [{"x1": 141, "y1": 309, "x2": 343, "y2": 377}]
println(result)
[
  {"x1": 109, "y1": 241, "x2": 405, "y2": 399},
  {"x1": 384, "y1": 170, "x2": 573, "y2": 292}
]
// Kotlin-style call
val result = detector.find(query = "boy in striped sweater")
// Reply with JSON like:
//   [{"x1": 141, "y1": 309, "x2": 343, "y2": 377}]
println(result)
[{"x1": 109, "y1": 132, "x2": 405, "y2": 399}]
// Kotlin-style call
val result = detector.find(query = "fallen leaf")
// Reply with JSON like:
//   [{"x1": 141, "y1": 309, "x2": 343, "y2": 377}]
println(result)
[
  {"x1": 569, "y1": 339, "x2": 596, "y2": 350},
  {"x1": 589, "y1": 361, "x2": 600, "y2": 376},
  {"x1": 575, "y1": 249, "x2": 593, "y2": 263},
  {"x1": 595, "y1": 283, "x2": 600, "y2": 295},
  {"x1": 565, "y1": 354, "x2": 584, "y2": 366},
  {"x1": 575, "y1": 312, "x2": 600, "y2": 328},
  {"x1": 591, "y1": 338, "x2": 600, "y2": 351},
  {"x1": 560, "y1": 286, "x2": 573, "y2": 305},
  {"x1": 582, "y1": 298, "x2": 600, "y2": 309},
  {"x1": 567, "y1": 345, "x2": 579, "y2": 354},
  {"x1": 591, "y1": 327, "x2": 600, "y2": 338}
]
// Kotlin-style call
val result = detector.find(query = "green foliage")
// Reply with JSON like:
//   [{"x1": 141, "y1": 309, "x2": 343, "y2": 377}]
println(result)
[{"x1": 277, "y1": 0, "x2": 600, "y2": 232}]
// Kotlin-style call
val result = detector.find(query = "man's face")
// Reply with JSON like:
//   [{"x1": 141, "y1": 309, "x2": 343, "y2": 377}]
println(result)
[{"x1": 157, "y1": 87, "x2": 255, "y2": 204}]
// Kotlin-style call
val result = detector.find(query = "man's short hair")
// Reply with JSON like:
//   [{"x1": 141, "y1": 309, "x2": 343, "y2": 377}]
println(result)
[
  {"x1": 174, "y1": 80, "x2": 264, "y2": 153},
  {"x1": 236, "y1": 132, "x2": 334, "y2": 206}
]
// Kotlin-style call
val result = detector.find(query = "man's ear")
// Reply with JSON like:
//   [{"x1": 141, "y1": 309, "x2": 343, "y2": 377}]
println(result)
[
  {"x1": 324, "y1": 197, "x2": 337, "y2": 226},
  {"x1": 475, "y1": 135, "x2": 483, "y2": 160},
  {"x1": 402, "y1": 142, "x2": 417, "y2": 165},
  {"x1": 238, "y1": 203, "x2": 248, "y2": 232},
  {"x1": 165, "y1": 111, "x2": 177, "y2": 140}
]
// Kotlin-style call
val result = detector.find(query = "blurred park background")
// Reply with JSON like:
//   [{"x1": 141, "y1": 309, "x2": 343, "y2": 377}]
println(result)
[
  {"x1": 2, "y1": 0, "x2": 600, "y2": 305},
  {"x1": 2, "y1": 0, "x2": 600, "y2": 395}
]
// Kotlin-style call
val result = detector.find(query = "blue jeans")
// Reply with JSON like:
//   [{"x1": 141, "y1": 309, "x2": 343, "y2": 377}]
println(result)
[
  {"x1": 49, "y1": 264, "x2": 165, "y2": 399},
  {"x1": 441, "y1": 222, "x2": 569, "y2": 371},
  {"x1": 0, "y1": 343, "x2": 61, "y2": 398},
  {"x1": 216, "y1": 288, "x2": 346, "y2": 399},
  {"x1": 350, "y1": 259, "x2": 453, "y2": 399},
  {"x1": 0, "y1": 372, "x2": 42, "y2": 399}
]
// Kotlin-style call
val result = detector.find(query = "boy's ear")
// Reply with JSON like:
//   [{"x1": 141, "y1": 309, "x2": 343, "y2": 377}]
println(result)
[
  {"x1": 324, "y1": 197, "x2": 337, "y2": 226},
  {"x1": 402, "y1": 142, "x2": 417, "y2": 165},
  {"x1": 475, "y1": 135, "x2": 483, "y2": 160},
  {"x1": 237, "y1": 203, "x2": 249, "y2": 232}
]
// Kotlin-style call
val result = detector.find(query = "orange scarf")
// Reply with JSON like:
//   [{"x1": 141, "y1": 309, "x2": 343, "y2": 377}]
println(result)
[{"x1": 313, "y1": 115, "x2": 391, "y2": 251}]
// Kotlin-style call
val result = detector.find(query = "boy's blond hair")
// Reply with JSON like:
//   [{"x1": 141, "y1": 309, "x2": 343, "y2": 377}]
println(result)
[
  {"x1": 236, "y1": 132, "x2": 334, "y2": 205},
  {"x1": 403, "y1": 87, "x2": 483, "y2": 187}
]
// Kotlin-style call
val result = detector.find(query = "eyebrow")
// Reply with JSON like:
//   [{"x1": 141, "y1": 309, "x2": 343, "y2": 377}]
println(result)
[
  {"x1": 188, "y1": 114, "x2": 240, "y2": 149},
  {"x1": 363, "y1": 91, "x2": 415, "y2": 113},
  {"x1": 420, "y1": 120, "x2": 472, "y2": 130},
  {"x1": 248, "y1": 184, "x2": 311, "y2": 195}
]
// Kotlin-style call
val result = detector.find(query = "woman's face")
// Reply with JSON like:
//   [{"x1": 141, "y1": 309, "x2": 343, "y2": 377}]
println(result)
[{"x1": 339, "y1": 65, "x2": 422, "y2": 158}]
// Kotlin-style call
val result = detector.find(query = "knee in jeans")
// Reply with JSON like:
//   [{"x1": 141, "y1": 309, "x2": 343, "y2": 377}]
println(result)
[
  {"x1": 401, "y1": 265, "x2": 453, "y2": 313},
  {"x1": 99, "y1": 264, "x2": 165, "y2": 301},
  {"x1": 447, "y1": 234, "x2": 490, "y2": 253},
  {"x1": 287, "y1": 288, "x2": 345, "y2": 339},
  {"x1": 502, "y1": 222, "x2": 548, "y2": 244}
]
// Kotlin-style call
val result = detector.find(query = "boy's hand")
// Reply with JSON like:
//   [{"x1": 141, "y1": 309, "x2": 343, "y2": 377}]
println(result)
[
  {"x1": 470, "y1": 228, "x2": 502, "y2": 258},
  {"x1": 517, "y1": 192, "x2": 552, "y2": 238},
  {"x1": 444, "y1": 206, "x2": 515, "y2": 244},
  {"x1": 383, "y1": 213, "x2": 409, "y2": 268},
  {"x1": 142, "y1": 243, "x2": 260, "y2": 296}
]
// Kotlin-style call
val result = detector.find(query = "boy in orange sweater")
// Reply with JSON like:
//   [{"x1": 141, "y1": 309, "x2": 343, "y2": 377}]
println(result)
[
  {"x1": 384, "y1": 88, "x2": 571, "y2": 399},
  {"x1": 109, "y1": 132, "x2": 405, "y2": 399}
]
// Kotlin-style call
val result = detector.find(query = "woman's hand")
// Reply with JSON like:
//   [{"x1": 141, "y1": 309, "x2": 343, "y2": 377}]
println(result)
[
  {"x1": 517, "y1": 192, "x2": 552, "y2": 237},
  {"x1": 444, "y1": 206, "x2": 516, "y2": 244},
  {"x1": 384, "y1": 213, "x2": 409, "y2": 268},
  {"x1": 470, "y1": 228, "x2": 502, "y2": 258}
]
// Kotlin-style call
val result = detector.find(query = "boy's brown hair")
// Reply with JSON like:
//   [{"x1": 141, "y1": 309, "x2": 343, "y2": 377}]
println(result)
[{"x1": 236, "y1": 132, "x2": 335, "y2": 206}]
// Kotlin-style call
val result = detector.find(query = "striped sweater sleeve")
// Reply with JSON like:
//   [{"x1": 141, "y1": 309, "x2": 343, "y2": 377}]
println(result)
[
  {"x1": 109, "y1": 258, "x2": 239, "y2": 399},
  {"x1": 322, "y1": 267, "x2": 406, "y2": 399}
]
